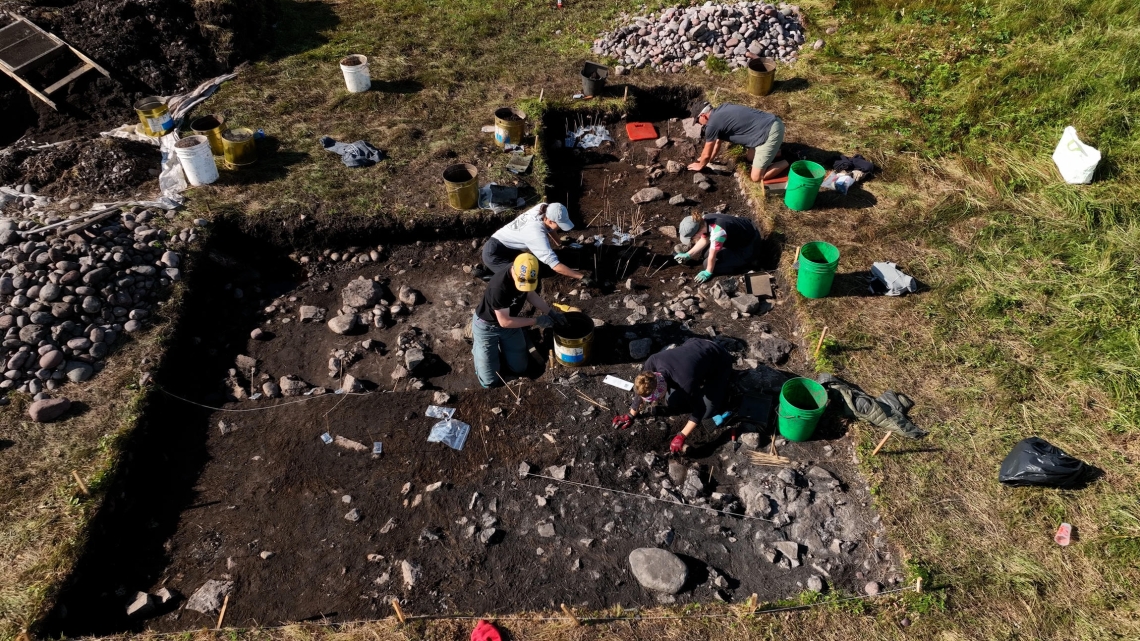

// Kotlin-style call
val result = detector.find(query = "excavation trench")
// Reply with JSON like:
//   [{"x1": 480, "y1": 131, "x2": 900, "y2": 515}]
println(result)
[{"x1": 43, "y1": 90, "x2": 901, "y2": 634}]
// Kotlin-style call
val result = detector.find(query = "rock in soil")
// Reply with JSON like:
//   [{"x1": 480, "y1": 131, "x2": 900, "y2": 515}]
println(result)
[
  {"x1": 401, "y1": 560, "x2": 421, "y2": 588},
  {"x1": 125, "y1": 591, "x2": 154, "y2": 617},
  {"x1": 631, "y1": 187, "x2": 666, "y2": 204},
  {"x1": 628, "y1": 548, "x2": 688, "y2": 594},
  {"x1": 184, "y1": 580, "x2": 233, "y2": 614}
]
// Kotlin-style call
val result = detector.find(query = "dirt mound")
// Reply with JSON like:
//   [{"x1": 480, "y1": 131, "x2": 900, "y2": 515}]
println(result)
[
  {"x1": 0, "y1": 137, "x2": 159, "y2": 197},
  {"x1": 0, "y1": 0, "x2": 276, "y2": 145}
]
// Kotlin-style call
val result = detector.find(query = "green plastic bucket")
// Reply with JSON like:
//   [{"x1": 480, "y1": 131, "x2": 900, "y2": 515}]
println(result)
[
  {"x1": 796, "y1": 241, "x2": 840, "y2": 299},
  {"x1": 784, "y1": 160, "x2": 826, "y2": 211},
  {"x1": 777, "y1": 377, "x2": 828, "y2": 442}
]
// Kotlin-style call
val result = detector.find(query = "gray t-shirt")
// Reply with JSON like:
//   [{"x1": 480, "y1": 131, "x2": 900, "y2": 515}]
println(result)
[{"x1": 704, "y1": 104, "x2": 778, "y2": 148}]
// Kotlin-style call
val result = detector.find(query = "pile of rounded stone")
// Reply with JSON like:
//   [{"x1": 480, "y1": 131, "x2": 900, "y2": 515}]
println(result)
[
  {"x1": 591, "y1": 2, "x2": 811, "y2": 73},
  {"x1": 0, "y1": 207, "x2": 199, "y2": 401}
]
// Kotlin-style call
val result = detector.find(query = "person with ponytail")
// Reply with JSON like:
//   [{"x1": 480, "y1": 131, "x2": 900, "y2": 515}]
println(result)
[
  {"x1": 672, "y1": 211, "x2": 761, "y2": 282},
  {"x1": 611, "y1": 338, "x2": 733, "y2": 454}
]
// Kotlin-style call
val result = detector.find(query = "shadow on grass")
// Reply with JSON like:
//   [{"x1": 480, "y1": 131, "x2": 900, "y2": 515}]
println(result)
[
  {"x1": 771, "y1": 77, "x2": 810, "y2": 93},
  {"x1": 0, "y1": 438, "x2": 13, "y2": 452},
  {"x1": 371, "y1": 78, "x2": 424, "y2": 94},
  {"x1": 211, "y1": 136, "x2": 310, "y2": 187},
  {"x1": 266, "y1": 0, "x2": 341, "y2": 61}
]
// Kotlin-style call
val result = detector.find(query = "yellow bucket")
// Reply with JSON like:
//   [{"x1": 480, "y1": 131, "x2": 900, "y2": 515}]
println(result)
[
  {"x1": 552, "y1": 312, "x2": 594, "y2": 366},
  {"x1": 746, "y1": 58, "x2": 776, "y2": 97},
  {"x1": 134, "y1": 96, "x2": 174, "y2": 137},
  {"x1": 494, "y1": 107, "x2": 525, "y2": 148},
  {"x1": 443, "y1": 163, "x2": 478, "y2": 210},
  {"x1": 190, "y1": 115, "x2": 226, "y2": 156},
  {"x1": 221, "y1": 128, "x2": 257, "y2": 168}
]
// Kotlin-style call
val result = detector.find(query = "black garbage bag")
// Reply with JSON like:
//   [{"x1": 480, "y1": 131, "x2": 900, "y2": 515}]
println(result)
[{"x1": 999, "y1": 437, "x2": 1090, "y2": 488}]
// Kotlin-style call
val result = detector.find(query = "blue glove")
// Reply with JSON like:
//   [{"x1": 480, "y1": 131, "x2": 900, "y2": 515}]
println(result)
[
  {"x1": 674, "y1": 252, "x2": 690, "y2": 263},
  {"x1": 712, "y1": 411, "x2": 733, "y2": 427},
  {"x1": 695, "y1": 270, "x2": 712, "y2": 283}
]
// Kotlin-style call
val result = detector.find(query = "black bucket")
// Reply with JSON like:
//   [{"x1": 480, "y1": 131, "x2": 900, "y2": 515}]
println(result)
[{"x1": 581, "y1": 62, "x2": 609, "y2": 96}]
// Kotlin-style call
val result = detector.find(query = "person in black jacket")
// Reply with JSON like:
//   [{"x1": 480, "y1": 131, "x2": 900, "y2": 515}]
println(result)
[
  {"x1": 610, "y1": 338, "x2": 733, "y2": 453},
  {"x1": 673, "y1": 211, "x2": 761, "y2": 282}
]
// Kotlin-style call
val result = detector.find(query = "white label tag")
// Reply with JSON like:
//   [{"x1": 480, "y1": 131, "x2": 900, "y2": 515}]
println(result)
[{"x1": 603, "y1": 375, "x2": 634, "y2": 391}]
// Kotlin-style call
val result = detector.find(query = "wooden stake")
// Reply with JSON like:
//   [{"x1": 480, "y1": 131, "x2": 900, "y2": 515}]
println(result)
[
  {"x1": 871, "y1": 432, "x2": 892, "y2": 456},
  {"x1": 561, "y1": 603, "x2": 581, "y2": 626},
  {"x1": 391, "y1": 598, "x2": 407, "y2": 624},
  {"x1": 916, "y1": 577, "x2": 924, "y2": 593},
  {"x1": 71, "y1": 470, "x2": 89, "y2": 497},
  {"x1": 215, "y1": 593, "x2": 230, "y2": 629},
  {"x1": 813, "y1": 326, "x2": 829, "y2": 358},
  {"x1": 623, "y1": 85, "x2": 629, "y2": 102},
  {"x1": 539, "y1": 88, "x2": 545, "y2": 102},
  {"x1": 574, "y1": 383, "x2": 611, "y2": 408}
]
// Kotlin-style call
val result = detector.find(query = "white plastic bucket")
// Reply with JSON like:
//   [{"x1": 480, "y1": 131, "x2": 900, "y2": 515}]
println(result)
[
  {"x1": 174, "y1": 135, "x2": 219, "y2": 186},
  {"x1": 340, "y1": 55, "x2": 372, "y2": 93}
]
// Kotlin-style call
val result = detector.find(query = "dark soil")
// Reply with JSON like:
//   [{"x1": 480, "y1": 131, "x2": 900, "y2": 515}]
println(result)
[
  {"x1": 0, "y1": 137, "x2": 159, "y2": 197},
  {"x1": 43, "y1": 111, "x2": 901, "y2": 636},
  {"x1": 0, "y1": 0, "x2": 277, "y2": 146}
]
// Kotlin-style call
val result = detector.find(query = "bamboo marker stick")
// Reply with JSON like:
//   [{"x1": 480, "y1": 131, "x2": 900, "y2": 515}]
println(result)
[
  {"x1": 573, "y1": 389, "x2": 609, "y2": 410},
  {"x1": 539, "y1": 88, "x2": 544, "y2": 102},
  {"x1": 215, "y1": 594, "x2": 230, "y2": 629},
  {"x1": 71, "y1": 470, "x2": 89, "y2": 496},
  {"x1": 561, "y1": 603, "x2": 581, "y2": 626},
  {"x1": 871, "y1": 432, "x2": 892, "y2": 456},
  {"x1": 916, "y1": 577, "x2": 924, "y2": 593},
  {"x1": 813, "y1": 326, "x2": 829, "y2": 358},
  {"x1": 495, "y1": 372, "x2": 521, "y2": 402},
  {"x1": 391, "y1": 598, "x2": 406, "y2": 624},
  {"x1": 623, "y1": 85, "x2": 629, "y2": 102}
]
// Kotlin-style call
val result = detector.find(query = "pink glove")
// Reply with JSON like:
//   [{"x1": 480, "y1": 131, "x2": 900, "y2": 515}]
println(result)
[{"x1": 612, "y1": 414, "x2": 633, "y2": 430}]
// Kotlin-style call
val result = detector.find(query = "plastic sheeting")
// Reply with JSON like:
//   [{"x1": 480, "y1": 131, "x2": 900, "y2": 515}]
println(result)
[{"x1": 100, "y1": 68, "x2": 241, "y2": 205}]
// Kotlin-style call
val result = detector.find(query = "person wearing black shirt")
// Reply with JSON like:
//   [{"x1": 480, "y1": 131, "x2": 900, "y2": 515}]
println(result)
[
  {"x1": 610, "y1": 338, "x2": 733, "y2": 453},
  {"x1": 471, "y1": 253, "x2": 564, "y2": 387},
  {"x1": 673, "y1": 211, "x2": 761, "y2": 282}
]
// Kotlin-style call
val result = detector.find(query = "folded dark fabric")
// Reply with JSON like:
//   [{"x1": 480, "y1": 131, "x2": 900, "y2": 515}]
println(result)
[
  {"x1": 320, "y1": 136, "x2": 385, "y2": 167},
  {"x1": 833, "y1": 154, "x2": 875, "y2": 173}
]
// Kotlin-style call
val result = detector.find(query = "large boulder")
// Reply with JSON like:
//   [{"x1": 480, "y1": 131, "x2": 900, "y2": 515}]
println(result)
[{"x1": 628, "y1": 548, "x2": 687, "y2": 594}]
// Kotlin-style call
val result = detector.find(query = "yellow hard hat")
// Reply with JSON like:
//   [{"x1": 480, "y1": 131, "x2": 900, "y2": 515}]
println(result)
[{"x1": 513, "y1": 253, "x2": 540, "y2": 291}]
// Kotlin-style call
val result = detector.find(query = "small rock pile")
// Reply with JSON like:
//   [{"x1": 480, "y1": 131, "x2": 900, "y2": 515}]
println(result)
[
  {"x1": 1, "y1": 207, "x2": 195, "y2": 401},
  {"x1": 592, "y1": 2, "x2": 810, "y2": 73}
]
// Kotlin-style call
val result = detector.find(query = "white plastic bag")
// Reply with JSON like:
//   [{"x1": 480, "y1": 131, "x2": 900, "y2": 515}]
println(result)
[{"x1": 1052, "y1": 126, "x2": 1100, "y2": 184}]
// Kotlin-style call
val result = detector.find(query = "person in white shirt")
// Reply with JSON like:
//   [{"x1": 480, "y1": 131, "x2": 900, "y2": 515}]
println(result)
[{"x1": 476, "y1": 203, "x2": 595, "y2": 286}]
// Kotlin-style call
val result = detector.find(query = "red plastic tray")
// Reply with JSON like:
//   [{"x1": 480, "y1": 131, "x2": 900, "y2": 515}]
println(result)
[{"x1": 625, "y1": 122, "x2": 658, "y2": 141}]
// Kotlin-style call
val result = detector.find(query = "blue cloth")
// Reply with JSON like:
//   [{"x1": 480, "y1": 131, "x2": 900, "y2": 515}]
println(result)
[{"x1": 471, "y1": 313, "x2": 528, "y2": 387}]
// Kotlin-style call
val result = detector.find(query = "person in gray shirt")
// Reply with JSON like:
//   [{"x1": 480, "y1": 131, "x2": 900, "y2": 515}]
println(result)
[{"x1": 687, "y1": 102, "x2": 788, "y2": 182}]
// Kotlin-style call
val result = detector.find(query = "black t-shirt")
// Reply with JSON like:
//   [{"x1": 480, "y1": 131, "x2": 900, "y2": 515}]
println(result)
[
  {"x1": 703, "y1": 213, "x2": 758, "y2": 250},
  {"x1": 642, "y1": 338, "x2": 732, "y2": 421},
  {"x1": 476, "y1": 268, "x2": 528, "y2": 326}
]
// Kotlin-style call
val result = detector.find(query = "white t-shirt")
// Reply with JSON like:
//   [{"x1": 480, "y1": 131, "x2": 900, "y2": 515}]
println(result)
[{"x1": 490, "y1": 205, "x2": 560, "y2": 267}]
